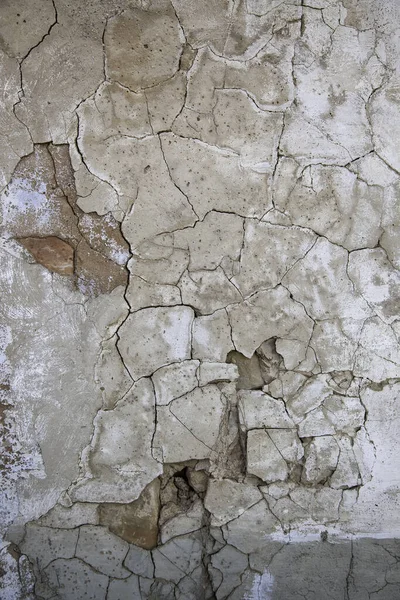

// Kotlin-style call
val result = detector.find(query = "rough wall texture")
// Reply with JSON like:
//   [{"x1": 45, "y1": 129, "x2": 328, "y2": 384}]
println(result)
[{"x1": 1, "y1": 0, "x2": 400, "y2": 598}]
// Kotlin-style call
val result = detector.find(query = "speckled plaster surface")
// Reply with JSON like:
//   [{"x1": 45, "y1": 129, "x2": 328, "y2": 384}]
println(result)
[{"x1": 1, "y1": 1, "x2": 400, "y2": 598}]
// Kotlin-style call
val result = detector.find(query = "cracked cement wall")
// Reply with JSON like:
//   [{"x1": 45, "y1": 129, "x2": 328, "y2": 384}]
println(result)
[{"x1": 0, "y1": 0, "x2": 400, "y2": 598}]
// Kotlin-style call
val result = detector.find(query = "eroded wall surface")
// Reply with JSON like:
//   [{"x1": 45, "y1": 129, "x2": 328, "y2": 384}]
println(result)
[{"x1": 1, "y1": 0, "x2": 400, "y2": 598}]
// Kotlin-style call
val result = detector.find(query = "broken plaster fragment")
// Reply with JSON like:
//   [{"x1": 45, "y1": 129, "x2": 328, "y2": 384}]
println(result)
[
  {"x1": 118, "y1": 306, "x2": 194, "y2": 380},
  {"x1": 282, "y1": 237, "x2": 372, "y2": 321},
  {"x1": 275, "y1": 165, "x2": 384, "y2": 251},
  {"x1": 75, "y1": 525, "x2": 130, "y2": 578},
  {"x1": 160, "y1": 497, "x2": 204, "y2": 544},
  {"x1": 126, "y1": 276, "x2": 181, "y2": 312},
  {"x1": 70, "y1": 378, "x2": 161, "y2": 504},
  {"x1": 174, "y1": 211, "x2": 244, "y2": 272},
  {"x1": 179, "y1": 268, "x2": 242, "y2": 315},
  {"x1": 223, "y1": 500, "x2": 280, "y2": 553},
  {"x1": 160, "y1": 132, "x2": 271, "y2": 219},
  {"x1": 192, "y1": 309, "x2": 234, "y2": 362},
  {"x1": 228, "y1": 285, "x2": 313, "y2": 358},
  {"x1": 232, "y1": 221, "x2": 316, "y2": 297},
  {"x1": 152, "y1": 533, "x2": 203, "y2": 585},
  {"x1": 330, "y1": 435, "x2": 361, "y2": 490},
  {"x1": 107, "y1": 576, "x2": 141, "y2": 600},
  {"x1": 152, "y1": 360, "x2": 199, "y2": 405},
  {"x1": 106, "y1": 6, "x2": 184, "y2": 92},
  {"x1": 19, "y1": 525, "x2": 78, "y2": 571},
  {"x1": 95, "y1": 334, "x2": 132, "y2": 410},
  {"x1": 153, "y1": 384, "x2": 225, "y2": 463},
  {"x1": 211, "y1": 544, "x2": 248, "y2": 599},
  {"x1": 348, "y1": 248, "x2": 400, "y2": 325},
  {"x1": 370, "y1": 73, "x2": 400, "y2": 173},
  {"x1": 124, "y1": 545, "x2": 154, "y2": 579},
  {"x1": 44, "y1": 558, "x2": 108, "y2": 600},
  {"x1": 204, "y1": 479, "x2": 263, "y2": 527},
  {"x1": 198, "y1": 362, "x2": 239, "y2": 386},
  {"x1": 246, "y1": 429, "x2": 289, "y2": 483},
  {"x1": 37, "y1": 502, "x2": 99, "y2": 529},
  {"x1": 238, "y1": 390, "x2": 295, "y2": 430},
  {"x1": 302, "y1": 436, "x2": 340, "y2": 485}
]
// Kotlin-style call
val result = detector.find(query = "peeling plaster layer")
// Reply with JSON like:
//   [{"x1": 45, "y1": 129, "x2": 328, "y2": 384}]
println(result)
[{"x1": 1, "y1": 0, "x2": 400, "y2": 598}]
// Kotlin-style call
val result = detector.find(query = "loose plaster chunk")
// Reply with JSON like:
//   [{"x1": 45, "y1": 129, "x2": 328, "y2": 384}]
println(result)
[
  {"x1": 228, "y1": 285, "x2": 313, "y2": 359},
  {"x1": 354, "y1": 317, "x2": 400, "y2": 381},
  {"x1": 174, "y1": 211, "x2": 244, "y2": 272},
  {"x1": 209, "y1": 90, "x2": 283, "y2": 171},
  {"x1": 118, "y1": 306, "x2": 194, "y2": 380},
  {"x1": 286, "y1": 374, "x2": 365, "y2": 437},
  {"x1": 19, "y1": 525, "x2": 78, "y2": 571},
  {"x1": 14, "y1": 12, "x2": 104, "y2": 144},
  {"x1": 160, "y1": 497, "x2": 204, "y2": 543},
  {"x1": 153, "y1": 385, "x2": 225, "y2": 462},
  {"x1": 232, "y1": 221, "x2": 316, "y2": 297},
  {"x1": 37, "y1": 502, "x2": 99, "y2": 529},
  {"x1": 152, "y1": 360, "x2": 199, "y2": 405},
  {"x1": 238, "y1": 390, "x2": 294, "y2": 430},
  {"x1": 210, "y1": 544, "x2": 248, "y2": 600},
  {"x1": 204, "y1": 479, "x2": 262, "y2": 527},
  {"x1": 107, "y1": 575, "x2": 141, "y2": 600},
  {"x1": 146, "y1": 71, "x2": 188, "y2": 133},
  {"x1": 330, "y1": 435, "x2": 361, "y2": 489},
  {"x1": 288, "y1": 486, "x2": 342, "y2": 524},
  {"x1": 124, "y1": 545, "x2": 154, "y2": 579},
  {"x1": 105, "y1": 6, "x2": 184, "y2": 92},
  {"x1": 0, "y1": 50, "x2": 32, "y2": 189},
  {"x1": 128, "y1": 234, "x2": 189, "y2": 286},
  {"x1": 173, "y1": 0, "x2": 300, "y2": 64},
  {"x1": 348, "y1": 248, "x2": 400, "y2": 325},
  {"x1": 281, "y1": 22, "x2": 376, "y2": 165},
  {"x1": 179, "y1": 268, "x2": 242, "y2": 315},
  {"x1": 77, "y1": 133, "x2": 197, "y2": 244},
  {"x1": 246, "y1": 429, "x2": 289, "y2": 482},
  {"x1": 370, "y1": 73, "x2": 400, "y2": 173},
  {"x1": 310, "y1": 318, "x2": 363, "y2": 373},
  {"x1": 44, "y1": 558, "x2": 108, "y2": 600},
  {"x1": 153, "y1": 533, "x2": 203, "y2": 584},
  {"x1": 198, "y1": 362, "x2": 239, "y2": 386},
  {"x1": 75, "y1": 525, "x2": 130, "y2": 578},
  {"x1": 282, "y1": 237, "x2": 372, "y2": 321},
  {"x1": 274, "y1": 164, "x2": 384, "y2": 251},
  {"x1": 127, "y1": 276, "x2": 181, "y2": 311},
  {"x1": 71, "y1": 378, "x2": 161, "y2": 504},
  {"x1": 296, "y1": 392, "x2": 365, "y2": 439},
  {"x1": 0, "y1": 0, "x2": 55, "y2": 59},
  {"x1": 302, "y1": 436, "x2": 340, "y2": 485},
  {"x1": 175, "y1": 87, "x2": 284, "y2": 173},
  {"x1": 79, "y1": 81, "x2": 151, "y2": 140},
  {"x1": 223, "y1": 500, "x2": 280, "y2": 554},
  {"x1": 95, "y1": 335, "x2": 133, "y2": 410},
  {"x1": 160, "y1": 133, "x2": 271, "y2": 219},
  {"x1": 192, "y1": 309, "x2": 234, "y2": 362}
]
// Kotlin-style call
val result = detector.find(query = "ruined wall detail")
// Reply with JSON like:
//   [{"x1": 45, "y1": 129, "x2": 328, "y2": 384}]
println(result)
[{"x1": 1, "y1": 0, "x2": 400, "y2": 598}]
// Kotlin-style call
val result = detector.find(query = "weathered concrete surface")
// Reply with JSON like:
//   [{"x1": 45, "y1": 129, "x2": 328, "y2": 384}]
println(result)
[{"x1": 1, "y1": 0, "x2": 400, "y2": 598}]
